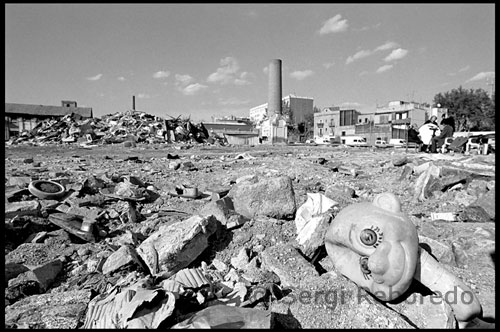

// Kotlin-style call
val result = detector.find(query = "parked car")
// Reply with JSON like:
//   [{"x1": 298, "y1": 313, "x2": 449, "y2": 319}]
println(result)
[
  {"x1": 342, "y1": 136, "x2": 369, "y2": 147},
  {"x1": 374, "y1": 140, "x2": 391, "y2": 148},
  {"x1": 389, "y1": 138, "x2": 407, "y2": 148}
]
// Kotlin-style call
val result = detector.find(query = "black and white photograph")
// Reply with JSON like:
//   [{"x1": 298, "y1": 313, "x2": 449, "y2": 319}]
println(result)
[{"x1": 5, "y1": 3, "x2": 495, "y2": 329}]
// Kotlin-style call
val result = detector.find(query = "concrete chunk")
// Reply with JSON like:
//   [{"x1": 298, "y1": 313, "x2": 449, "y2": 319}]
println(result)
[
  {"x1": 102, "y1": 245, "x2": 143, "y2": 275},
  {"x1": 5, "y1": 201, "x2": 40, "y2": 218},
  {"x1": 137, "y1": 215, "x2": 218, "y2": 277}
]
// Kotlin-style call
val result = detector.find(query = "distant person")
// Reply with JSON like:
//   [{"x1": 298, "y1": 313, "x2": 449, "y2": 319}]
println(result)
[
  {"x1": 418, "y1": 119, "x2": 441, "y2": 152},
  {"x1": 430, "y1": 117, "x2": 454, "y2": 153},
  {"x1": 440, "y1": 114, "x2": 456, "y2": 132},
  {"x1": 457, "y1": 114, "x2": 470, "y2": 132}
]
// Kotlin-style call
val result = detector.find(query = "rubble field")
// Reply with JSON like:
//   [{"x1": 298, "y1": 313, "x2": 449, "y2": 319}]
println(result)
[{"x1": 4, "y1": 142, "x2": 495, "y2": 329}]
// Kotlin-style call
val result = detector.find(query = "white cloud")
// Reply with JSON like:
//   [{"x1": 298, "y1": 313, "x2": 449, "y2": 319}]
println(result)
[
  {"x1": 137, "y1": 93, "x2": 151, "y2": 99},
  {"x1": 376, "y1": 64, "x2": 393, "y2": 73},
  {"x1": 175, "y1": 74, "x2": 194, "y2": 86},
  {"x1": 207, "y1": 56, "x2": 241, "y2": 85},
  {"x1": 181, "y1": 83, "x2": 208, "y2": 96},
  {"x1": 86, "y1": 73, "x2": 103, "y2": 81},
  {"x1": 466, "y1": 71, "x2": 495, "y2": 83},
  {"x1": 374, "y1": 41, "x2": 399, "y2": 52},
  {"x1": 459, "y1": 65, "x2": 471, "y2": 73},
  {"x1": 384, "y1": 48, "x2": 409, "y2": 62},
  {"x1": 290, "y1": 70, "x2": 314, "y2": 80},
  {"x1": 318, "y1": 14, "x2": 348, "y2": 35},
  {"x1": 117, "y1": 76, "x2": 126, "y2": 81},
  {"x1": 233, "y1": 72, "x2": 252, "y2": 85},
  {"x1": 323, "y1": 61, "x2": 335, "y2": 69},
  {"x1": 153, "y1": 70, "x2": 170, "y2": 79},
  {"x1": 346, "y1": 49, "x2": 372, "y2": 64}
]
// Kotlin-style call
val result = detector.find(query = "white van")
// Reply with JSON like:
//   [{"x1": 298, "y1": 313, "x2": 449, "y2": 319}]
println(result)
[
  {"x1": 342, "y1": 136, "x2": 369, "y2": 147},
  {"x1": 389, "y1": 138, "x2": 406, "y2": 147}
]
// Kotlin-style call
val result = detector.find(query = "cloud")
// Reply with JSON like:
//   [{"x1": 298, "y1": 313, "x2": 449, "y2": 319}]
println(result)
[
  {"x1": 323, "y1": 61, "x2": 335, "y2": 69},
  {"x1": 117, "y1": 76, "x2": 126, "y2": 81},
  {"x1": 290, "y1": 70, "x2": 314, "y2": 80},
  {"x1": 346, "y1": 41, "x2": 399, "y2": 65},
  {"x1": 353, "y1": 22, "x2": 381, "y2": 32},
  {"x1": 181, "y1": 83, "x2": 208, "y2": 96},
  {"x1": 153, "y1": 70, "x2": 170, "y2": 79},
  {"x1": 459, "y1": 65, "x2": 471, "y2": 73},
  {"x1": 466, "y1": 71, "x2": 495, "y2": 83},
  {"x1": 175, "y1": 74, "x2": 194, "y2": 86},
  {"x1": 376, "y1": 64, "x2": 393, "y2": 73},
  {"x1": 318, "y1": 14, "x2": 348, "y2": 35},
  {"x1": 234, "y1": 72, "x2": 252, "y2": 85},
  {"x1": 384, "y1": 48, "x2": 408, "y2": 62},
  {"x1": 86, "y1": 73, "x2": 103, "y2": 81},
  {"x1": 374, "y1": 41, "x2": 399, "y2": 52},
  {"x1": 346, "y1": 49, "x2": 373, "y2": 64},
  {"x1": 219, "y1": 97, "x2": 250, "y2": 106},
  {"x1": 207, "y1": 56, "x2": 241, "y2": 85},
  {"x1": 137, "y1": 93, "x2": 151, "y2": 99}
]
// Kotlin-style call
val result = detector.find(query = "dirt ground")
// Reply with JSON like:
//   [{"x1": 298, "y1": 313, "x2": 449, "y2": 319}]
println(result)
[{"x1": 4, "y1": 142, "x2": 496, "y2": 327}]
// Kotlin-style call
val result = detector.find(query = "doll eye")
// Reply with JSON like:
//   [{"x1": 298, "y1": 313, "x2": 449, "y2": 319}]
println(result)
[
  {"x1": 360, "y1": 229, "x2": 377, "y2": 245},
  {"x1": 360, "y1": 226, "x2": 383, "y2": 247}
]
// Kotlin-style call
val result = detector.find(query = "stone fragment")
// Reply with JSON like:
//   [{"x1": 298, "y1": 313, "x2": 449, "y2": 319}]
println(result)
[
  {"x1": 102, "y1": 245, "x2": 143, "y2": 275},
  {"x1": 260, "y1": 243, "x2": 318, "y2": 288},
  {"x1": 230, "y1": 248, "x2": 250, "y2": 270},
  {"x1": 392, "y1": 156, "x2": 409, "y2": 166},
  {"x1": 137, "y1": 215, "x2": 218, "y2": 277},
  {"x1": 211, "y1": 258, "x2": 229, "y2": 273},
  {"x1": 270, "y1": 273, "x2": 414, "y2": 328},
  {"x1": 413, "y1": 161, "x2": 431, "y2": 175},
  {"x1": 385, "y1": 289, "x2": 455, "y2": 328},
  {"x1": 198, "y1": 197, "x2": 249, "y2": 228},
  {"x1": 418, "y1": 236, "x2": 457, "y2": 266},
  {"x1": 469, "y1": 190, "x2": 495, "y2": 220},
  {"x1": 229, "y1": 175, "x2": 296, "y2": 219},
  {"x1": 7, "y1": 176, "x2": 32, "y2": 188},
  {"x1": 5, "y1": 289, "x2": 92, "y2": 329},
  {"x1": 5, "y1": 262, "x2": 29, "y2": 283},
  {"x1": 414, "y1": 164, "x2": 441, "y2": 201},
  {"x1": 8, "y1": 259, "x2": 63, "y2": 292},
  {"x1": 5, "y1": 201, "x2": 40, "y2": 218}
]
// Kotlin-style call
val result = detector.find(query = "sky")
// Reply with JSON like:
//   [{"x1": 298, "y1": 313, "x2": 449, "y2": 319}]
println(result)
[{"x1": 5, "y1": 3, "x2": 496, "y2": 122}]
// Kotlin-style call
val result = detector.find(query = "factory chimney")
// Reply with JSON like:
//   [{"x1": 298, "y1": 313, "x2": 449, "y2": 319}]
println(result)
[{"x1": 267, "y1": 59, "x2": 282, "y2": 119}]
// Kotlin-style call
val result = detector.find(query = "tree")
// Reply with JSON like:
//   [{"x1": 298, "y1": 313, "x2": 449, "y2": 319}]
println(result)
[{"x1": 433, "y1": 86, "x2": 494, "y2": 130}]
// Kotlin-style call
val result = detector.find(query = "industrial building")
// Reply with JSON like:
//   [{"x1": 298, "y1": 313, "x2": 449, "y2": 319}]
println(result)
[
  {"x1": 249, "y1": 94, "x2": 314, "y2": 126},
  {"x1": 5, "y1": 100, "x2": 93, "y2": 140},
  {"x1": 202, "y1": 117, "x2": 259, "y2": 145}
]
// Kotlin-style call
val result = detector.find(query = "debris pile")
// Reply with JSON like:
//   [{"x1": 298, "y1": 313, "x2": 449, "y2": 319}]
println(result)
[
  {"x1": 4, "y1": 145, "x2": 495, "y2": 329},
  {"x1": 6, "y1": 110, "x2": 218, "y2": 147}
]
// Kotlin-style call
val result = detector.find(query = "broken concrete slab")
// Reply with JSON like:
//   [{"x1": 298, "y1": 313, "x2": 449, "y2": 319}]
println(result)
[
  {"x1": 418, "y1": 236, "x2": 457, "y2": 267},
  {"x1": 102, "y1": 244, "x2": 144, "y2": 275},
  {"x1": 229, "y1": 175, "x2": 296, "y2": 219},
  {"x1": 260, "y1": 243, "x2": 319, "y2": 288},
  {"x1": 230, "y1": 248, "x2": 250, "y2": 270},
  {"x1": 5, "y1": 289, "x2": 92, "y2": 329},
  {"x1": 5, "y1": 200, "x2": 41, "y2": 218},
  {"x1": 8, "y1": 259, "x2": 63, "y2": 292},
  {"x1": 468, "y1": 190, "x2": 495, "y2": 220},
  {"x1": 414, "y1": 164, "x2": 441, "y2": 201},
  {"x1": 5, "y1": 262, "x2": 30, "y2": 283},
  {"x1": 137, "y1": 215, "x2": 219, "y2": 278},
  {"x1": 198, "y1": 197, "x2": 249, "y2": 229}
]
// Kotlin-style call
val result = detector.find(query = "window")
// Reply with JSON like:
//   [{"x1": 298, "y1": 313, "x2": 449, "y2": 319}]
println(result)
[
  {"x1": 319, "y1": 129, "x2": 323, "y2": 135},
  {"x1": 341, "y1": 131, "x2": 346, "y2": 136}
]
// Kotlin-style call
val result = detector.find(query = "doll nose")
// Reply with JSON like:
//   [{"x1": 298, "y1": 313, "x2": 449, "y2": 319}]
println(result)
[{"x1": 368, "y1": 241, "x2": 391, "y2": 274}]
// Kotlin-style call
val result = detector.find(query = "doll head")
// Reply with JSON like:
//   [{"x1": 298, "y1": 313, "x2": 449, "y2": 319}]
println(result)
[{"x1": 325, "y1": 193, "x2": 419, "y2": 301}]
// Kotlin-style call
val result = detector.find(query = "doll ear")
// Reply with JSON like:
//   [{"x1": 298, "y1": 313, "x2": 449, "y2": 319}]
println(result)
[{"x1": 372, "y1": 192, "x2": 401, "y2": 213}]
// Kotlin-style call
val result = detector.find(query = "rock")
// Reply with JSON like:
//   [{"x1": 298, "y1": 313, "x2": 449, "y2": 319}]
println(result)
[
  {"x1": 398, "y1": 164, "x2": 413, "y2": 180},
  {"x1": 8, "y1": 259, "x2": 63, "y2": 292},
  {"x1": 260, "y1": 243, "x2": 318, "y2": 288},
  {"x1": 457, "y1": 206, "x2": 493, "y2": 223},
  {"x1": 102, "y1": 245, "x2": 143, "y2": 275},
  {"x1": 294, "y1": 193, "x2": 337, "y2": 258},
  {"x1": 270, "y1": 273, "x2": 414, "y2": 328},
  {"x1": 7, "y1": 176, "x2": 32, "y2": 188},
  {"x1": 324, "y1": 185, "x2": 355, "y2": 202},
  {"x1": 5, "y1": 200, "x2": 41, "y2": 218},
  {"x1": 413, "y1": 161, "x2": 431, "y2": 175},
  {"x1": 392, "y1": 156, "x2": 409, "y2": 167},
  {"x1": 414, "y1": 164, "x2": 441, "y2": 201},
  {"x1": 385, "y1": 287, "x2": 455, "y2": 328},
  {"x1": 418, "y1": 236, "x2": 457, "y2": 266},
  {"x1": 229, "y1": 175, "x2": 296, "y2": 219},
  {"x1": 5, "y1": 262, "x2": 29, "y2": 283},
  {"x1": 198, "y1": 197, "x2": 249, "y2": 228},
  {"x1": 137, "y1": 215, "x2": 218, "y2": 277},
  {"x1": 230, "y1": 248, "x2": 250, "y2": 270},
  {"x1": 5, "y1": 289, "x2": 92, "y2": 329},
  {"x1": 5, "y1": 241, "x2": 74, "y2": 266},
  {"x1": 211, "y1": 258, "x2": 229, "y2": 273},
  {"x1": 469, "y1": 190, "x2": 495, "y2": 220}
]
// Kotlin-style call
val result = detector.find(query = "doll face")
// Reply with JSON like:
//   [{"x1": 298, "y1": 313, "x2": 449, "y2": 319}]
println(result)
[{"x1": 325, "y1": 194, "x2": 419, "y2": 301}]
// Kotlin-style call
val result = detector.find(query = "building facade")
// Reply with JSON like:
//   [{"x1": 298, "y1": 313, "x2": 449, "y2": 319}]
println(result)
[
  {"x1": 313, "y1": 107, "x2": 360, "y2": 140},
  {"x1": 249, "y1": 94, "x2": 314, "y2": 126},
  {"x1": 5, "y1": 100, "x2": 93, "y2": 140}
]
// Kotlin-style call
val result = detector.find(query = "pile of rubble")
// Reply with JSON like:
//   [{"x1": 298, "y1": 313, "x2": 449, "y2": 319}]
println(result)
[
  {"x1": 6, "y1": 110, "x2": 229, "y2": 147},
  {"x1": 4, "y1": 146, "x2": 495, "y2": 329}
]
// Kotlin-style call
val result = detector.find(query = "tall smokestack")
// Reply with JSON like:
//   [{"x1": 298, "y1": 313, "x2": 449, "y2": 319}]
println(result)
[
  {"x1": 267, "y1": 59, "x2": 282, "y2": 118},
  {"x1": 132, "y1": 95, "x2": 136, "y2": 110}
]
